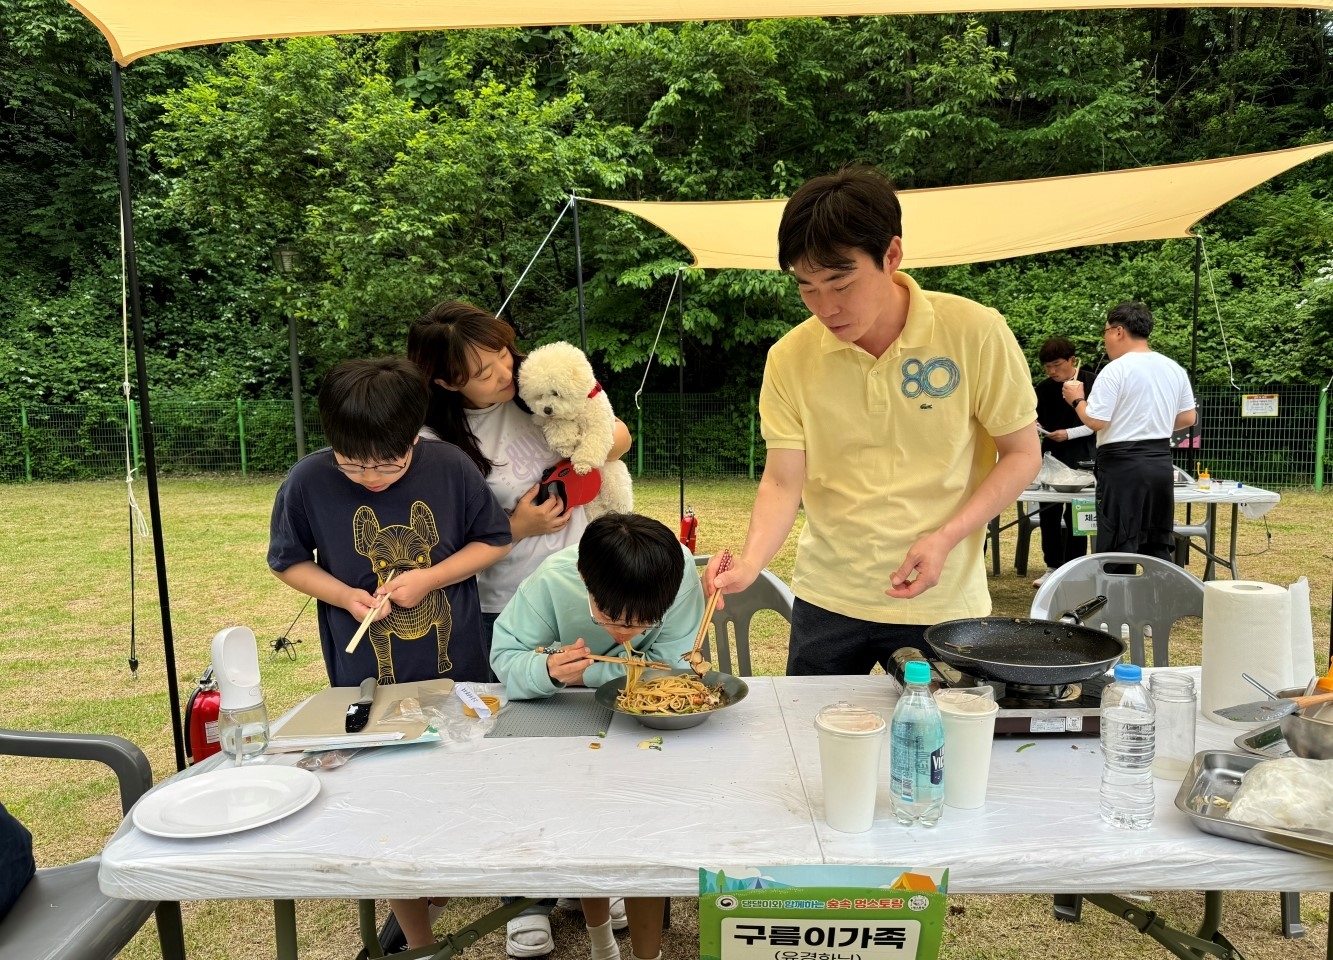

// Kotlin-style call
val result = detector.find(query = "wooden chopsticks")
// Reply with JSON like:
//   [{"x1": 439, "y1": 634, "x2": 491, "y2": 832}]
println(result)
[
  {"x1": 686, "y1": 549, "x2": 732, "y2": 674},
  {"x1": 346, "y1": 569, "x2": 397, "y2": 654},
  {"x1": 536, "y1": 646, "x2": 673, "y2": 671}
]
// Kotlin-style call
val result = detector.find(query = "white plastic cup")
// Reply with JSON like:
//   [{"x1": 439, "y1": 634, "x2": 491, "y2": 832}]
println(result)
[
  {"x1": 934, "y1": 689, "x2": 999, "y2": 809},
  {"x1": 814, "y1": 702, "x2": 886, "y2": 833}
]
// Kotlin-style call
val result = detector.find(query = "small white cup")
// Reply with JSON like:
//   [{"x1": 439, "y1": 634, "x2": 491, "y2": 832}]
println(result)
[
  {"x1": 934, "y1": 689, "x2": 998, "y2": 809},
  {"x1": 814, "y1": 702, "x2": 886, "y2": 833}
]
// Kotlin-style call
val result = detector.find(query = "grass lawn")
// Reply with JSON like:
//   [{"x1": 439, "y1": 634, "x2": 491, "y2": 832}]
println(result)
[{"x1": 2, "y1": 476, "x2": 1330, "y2": 959}]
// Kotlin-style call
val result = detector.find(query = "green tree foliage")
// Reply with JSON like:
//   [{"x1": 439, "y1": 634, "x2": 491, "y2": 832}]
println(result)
[{"x1": 1, "y1": 10, "x2": 1332, "y2": 410}]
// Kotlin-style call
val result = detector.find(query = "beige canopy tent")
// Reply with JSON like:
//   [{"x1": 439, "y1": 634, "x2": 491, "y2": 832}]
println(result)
[
  {"x1": 586, "y1": 141, "x2": 1333, "y2": 270},
  {"x1": 71, "y1": 0, "x2": 1333, "y2": 66}
]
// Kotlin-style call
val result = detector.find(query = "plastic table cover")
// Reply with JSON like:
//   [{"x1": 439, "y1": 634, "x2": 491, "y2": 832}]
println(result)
[
  {"x1": 99, "y1": 670, "x2": 1333, "y2": 902},
  {"x1": 1022, "y1": 482, "x2": 1280, "y2": 521}
]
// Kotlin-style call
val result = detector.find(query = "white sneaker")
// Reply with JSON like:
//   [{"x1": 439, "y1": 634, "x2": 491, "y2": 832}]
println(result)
[{"x1": 1032, "y1": 568, "x2": 1056, "y2": 589}]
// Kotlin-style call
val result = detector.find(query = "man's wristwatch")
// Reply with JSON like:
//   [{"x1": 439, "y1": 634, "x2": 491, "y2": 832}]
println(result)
[{"x1": 1071, "y1": 397, "x2": 1086, "y2": 408}]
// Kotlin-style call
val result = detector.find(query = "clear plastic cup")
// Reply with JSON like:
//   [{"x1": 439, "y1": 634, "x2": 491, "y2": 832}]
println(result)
[
  {"x1": 814, "y1": 702, "x2": 886, "y2": 833},
  {"x1": 1149, "y1": 672, "x2": 1196, "y2": 780}
]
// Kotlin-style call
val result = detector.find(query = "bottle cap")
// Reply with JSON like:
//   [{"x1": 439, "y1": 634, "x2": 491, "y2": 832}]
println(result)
[
  {"x1": 903, "y1": 660, "x2": 932, "y2": 685},
  {"x1": 1112, "y1": 663, "x2": 1142, "y2": 683},
  {"x1": 211, "y1": 626, "x2": 264, "y2": 709}
]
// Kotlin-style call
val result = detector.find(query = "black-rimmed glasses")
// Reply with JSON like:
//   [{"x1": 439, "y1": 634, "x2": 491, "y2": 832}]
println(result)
[
  {"x1": 586, "y1": 595, "x2": 661, "y2": 632},
  {"x1": 334, "y1": 459, "x2": 409, "y2": 476}
]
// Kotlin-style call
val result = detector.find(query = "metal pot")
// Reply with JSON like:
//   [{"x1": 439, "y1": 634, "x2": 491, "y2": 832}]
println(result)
[
  {"x1": 1277, "y1": 687, "x2": 1333, "y2": 760},
  {"x1": 924, "y1": 610, "x2": 1126, "y2": 686}
]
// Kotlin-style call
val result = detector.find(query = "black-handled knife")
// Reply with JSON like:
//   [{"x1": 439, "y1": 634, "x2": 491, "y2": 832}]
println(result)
[{"x1": 344, "y1": 677, "x2": 377, "y2": 733}]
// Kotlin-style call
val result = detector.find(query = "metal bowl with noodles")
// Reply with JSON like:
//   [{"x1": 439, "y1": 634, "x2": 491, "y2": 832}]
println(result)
[{"x1": 594, "y1": 669, "x2": 750, "y2": 730}]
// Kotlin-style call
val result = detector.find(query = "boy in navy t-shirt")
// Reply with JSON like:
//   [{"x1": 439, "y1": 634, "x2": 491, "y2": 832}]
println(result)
[
  {"x1": 268, "y1": 356, "x2": 512, "y2": 687},
  {"x1": 268, "y1": 356, "x2": 511, "y2": 950}
]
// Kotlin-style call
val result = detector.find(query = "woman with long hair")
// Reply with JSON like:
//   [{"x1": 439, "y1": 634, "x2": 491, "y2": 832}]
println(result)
[{"x1": 407, "y1": 300, "x2": 632, "y2": 958}]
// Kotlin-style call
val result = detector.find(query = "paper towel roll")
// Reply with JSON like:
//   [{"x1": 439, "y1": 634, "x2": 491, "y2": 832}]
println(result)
[
  {"x1": 1288, "y1": 577, "x2": 1316, "y2": 688},
  {"x1": 1200, "y1": 580, "x2": 1291, "y2": 727}
]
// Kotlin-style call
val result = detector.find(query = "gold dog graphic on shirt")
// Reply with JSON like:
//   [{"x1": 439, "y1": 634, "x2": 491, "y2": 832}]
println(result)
[{"x1": 353, "y1": 501, "x2": 453, "y2": 684}]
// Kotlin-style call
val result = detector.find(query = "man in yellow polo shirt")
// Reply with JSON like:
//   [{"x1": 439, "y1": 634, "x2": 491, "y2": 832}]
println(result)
[{"x1": 707, "y1": 166, "x2": 1040, "y2": 674}]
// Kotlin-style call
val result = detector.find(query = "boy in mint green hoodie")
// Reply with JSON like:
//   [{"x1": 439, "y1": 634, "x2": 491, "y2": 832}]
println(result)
[
  {"x1": 490, "y1": 512, "x2": 703, "y2": 960},
  {"x1": 491, "y1": 512, "x2": 703, "y2": 700}
]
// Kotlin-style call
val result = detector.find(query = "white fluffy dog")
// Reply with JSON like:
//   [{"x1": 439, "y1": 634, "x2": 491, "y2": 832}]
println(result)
[{"x1": 518, "y1": 341, "x2": 633, "y2": 520}]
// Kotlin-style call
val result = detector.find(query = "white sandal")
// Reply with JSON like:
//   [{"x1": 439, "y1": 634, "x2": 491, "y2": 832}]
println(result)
[{"x1": 506, "y1": 913, "x2": 554, "y2": 958}]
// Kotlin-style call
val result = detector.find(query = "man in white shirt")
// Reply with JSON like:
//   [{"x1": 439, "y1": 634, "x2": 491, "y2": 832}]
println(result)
[{"x1": 1062, "y1": 302, "x2": 1196, "y2": 560}]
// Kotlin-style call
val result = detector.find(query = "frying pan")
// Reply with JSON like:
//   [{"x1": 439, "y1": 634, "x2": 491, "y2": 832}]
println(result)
[{"x1": 923, "y1": 617, "x2": 1126, "y2": 685}]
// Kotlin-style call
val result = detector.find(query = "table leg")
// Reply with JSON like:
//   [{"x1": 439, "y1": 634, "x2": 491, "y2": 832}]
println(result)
[
  {"x1": 155, "y1": 902, "x2": 187, "y2": 960},
  {"x1": 1226, "y1": 505, "x2": 1240, "y2": 580},
  {"x1": 275, "y1": 899, "x2": 299, "y2": 960},
  {"x1": 1204, "y1": 505, "x2": 1218, "y2": 582}
]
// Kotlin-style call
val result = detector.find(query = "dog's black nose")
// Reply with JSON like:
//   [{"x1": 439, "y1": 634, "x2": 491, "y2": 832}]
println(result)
[{"x1": 543, "y1": 406, "x2": 553, "y2": 416}]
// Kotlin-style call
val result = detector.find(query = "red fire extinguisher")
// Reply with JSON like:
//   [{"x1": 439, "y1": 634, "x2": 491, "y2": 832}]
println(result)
[
  {"x1": 679, "y1": 506, "x2": 698, "y2": 554},
  {"x1": 184, "y1": 666, "x2": 222, "y2": 764}
]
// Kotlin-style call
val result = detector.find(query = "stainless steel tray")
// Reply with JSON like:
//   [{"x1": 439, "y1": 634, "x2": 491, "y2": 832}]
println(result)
[
  {"x1": 1233, "y1": 721, "x2": 1293, "y2": 760},
  {"x1": 1174, "y1": 751, "x2": 1333, "y2": 860}
]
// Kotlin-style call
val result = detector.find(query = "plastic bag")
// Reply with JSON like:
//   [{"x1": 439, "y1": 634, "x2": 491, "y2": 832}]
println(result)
[
  {"x1": 380, "y1": 681, "x2": 508, "y2": 745},
  {"x1": 1226, "y1": 757, "x2": 1333, "y2": 833},
  {"x1": 1036, "y1": 451, "x2": 1094, "y2": 488}
]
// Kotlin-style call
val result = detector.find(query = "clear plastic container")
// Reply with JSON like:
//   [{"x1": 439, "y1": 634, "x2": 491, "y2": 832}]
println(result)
[
  {"x1": 1149, "y1": 672, "x2": 1197, "y2": 780},
  {"x1": 1100, "y1": 663, "x2": 1155, "y2": 829},
  {"x1": 218, "y1": 701, "x2": 270, "y2": 765},
  {"x1": 889, "y1": 661, "x2": 945, "y2": 827}
]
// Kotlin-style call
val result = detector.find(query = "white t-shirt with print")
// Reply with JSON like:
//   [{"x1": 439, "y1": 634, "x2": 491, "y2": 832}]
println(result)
[{"x1": 427, "y1": 401, "x2": 587, "y2": 613}]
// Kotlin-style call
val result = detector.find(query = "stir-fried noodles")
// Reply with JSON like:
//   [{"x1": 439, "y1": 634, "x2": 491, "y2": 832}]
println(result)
[{"x1": 616, "y1": 672, "x2": 727, "y2": 715}]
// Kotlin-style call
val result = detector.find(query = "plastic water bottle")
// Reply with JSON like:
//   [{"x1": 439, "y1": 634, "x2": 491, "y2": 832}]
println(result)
[
  {"x1": 890, "y1": 660, "x2": 945, "y2": 826},
  {"x1": 1099, "y1": 663, "x2": 1156, "y2": 829}
]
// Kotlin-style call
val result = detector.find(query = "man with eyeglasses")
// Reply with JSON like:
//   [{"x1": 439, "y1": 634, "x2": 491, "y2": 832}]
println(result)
[
  {"x1": 490, "y1": 512, "x2": 703, "y2": 960},
  {"x1": 1030, "y1": 336, "x2": 1097, "y2": 587},
  {"x1": 1062, "y1": 302, "x2": 1196, "y2": 560}
]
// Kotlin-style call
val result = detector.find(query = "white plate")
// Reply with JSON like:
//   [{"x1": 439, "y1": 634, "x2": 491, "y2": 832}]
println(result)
[{"x1": 132, "y1": 765, "x2": 320, "y2": 838}]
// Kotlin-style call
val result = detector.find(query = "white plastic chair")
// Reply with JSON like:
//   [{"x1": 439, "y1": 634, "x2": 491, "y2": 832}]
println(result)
[
  {"x1": 1030, "y1": 552, "x2": 1204, "y2": 668},
  {"x1": 693, "y1": 555, "x2": 794, "y2": 676}
]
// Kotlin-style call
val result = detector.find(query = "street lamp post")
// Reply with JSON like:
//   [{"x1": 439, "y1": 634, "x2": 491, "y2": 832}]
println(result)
[{"x1": 273, "y1": 243, "x2": 306, "y2": 460}]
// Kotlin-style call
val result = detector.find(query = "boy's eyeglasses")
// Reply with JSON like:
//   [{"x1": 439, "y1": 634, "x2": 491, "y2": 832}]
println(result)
[
  {"x1": 587, "y1": 595, "x2": 661, "y2": 632},
  {"x1": 334, "y1": 458, "x2": 409, "y2": 476}
]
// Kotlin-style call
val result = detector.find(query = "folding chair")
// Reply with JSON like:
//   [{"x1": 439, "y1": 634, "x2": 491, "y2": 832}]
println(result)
[
  {"x1": 693, "y1": 554, "x2": 795, "y2": 677},
  {"x1": 0, "y1": 729, "x2": 186, "y2": 960}
]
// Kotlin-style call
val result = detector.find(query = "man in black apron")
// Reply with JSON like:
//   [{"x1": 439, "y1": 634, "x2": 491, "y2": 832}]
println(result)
[{"x1": 1060, "y1": 302, "x2": 1196, "y2": 561}]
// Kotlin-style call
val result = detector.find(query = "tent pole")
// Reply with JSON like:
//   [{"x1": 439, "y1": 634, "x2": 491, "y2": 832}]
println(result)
[
  {"x1": 677, "y1": 270, "x2": 686, "y2": 519},
  {"x1": 571, "y1": 193, "x2": 587, "y2": 353},
  {"x1": 1190, "y1": 235, "x2": 1201, "y2": 393},
  {"x1": 113, "y1": 62, "x2": 187, "y2": 773}
]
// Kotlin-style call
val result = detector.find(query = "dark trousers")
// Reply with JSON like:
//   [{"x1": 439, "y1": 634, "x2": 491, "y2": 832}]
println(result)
[
  {"x1": 1038, "y1": 501, "x2": 1089, "y2": 570},
  {"x1": 787, "y1": 598, "x2": 930, "y2": 676},
  {"x1": 1094, "y1": 440, "x2": 1176, "y2": 562}
]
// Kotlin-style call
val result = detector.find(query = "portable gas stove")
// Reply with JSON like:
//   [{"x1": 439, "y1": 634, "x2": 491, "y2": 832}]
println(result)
[{"x1": 891, "y1": 647, "x2": 1108, "y2": 736}]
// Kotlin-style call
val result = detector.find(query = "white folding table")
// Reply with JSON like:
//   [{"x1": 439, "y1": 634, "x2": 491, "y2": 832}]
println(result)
[{"x1": 100, "y1": 673, "x2": 1332, "y2": 959}]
